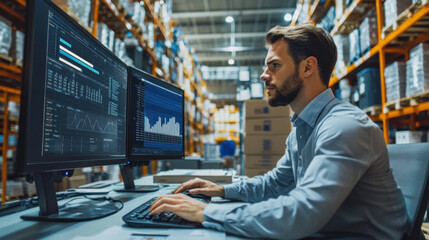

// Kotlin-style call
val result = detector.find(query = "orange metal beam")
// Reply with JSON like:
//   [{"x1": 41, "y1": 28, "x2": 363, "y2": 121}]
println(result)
[
  {"x1": 405, "y1": 29, "x2": 429, "y2": 51},
  {"x1": 384, "y1": 47, "x2": 408, "y2": 55},
  {"x1": 309, "y1": 0, "x2": 322, "y2": 20},
  {"x1": 0, "y1": 62, "x2": 22, "y2": 75},
  {"x1": 142, "y1": 0, "x2": 168, "y2": 40},
  {"x1": 0, "y1": 86, "x2": 20, "y2": 95},
  {"x1": 369, "y1": 114, "x2": 382, "y2": 122},
  {"x1": 0, "y1": 2, "x2": 24, "y2": 22},
  {"x1": 16, "y1": 0, "x2": 26, "y2": 7},
  {"x1": 0, "y1": 69, "x2": 21, "y2": 82},
  {"x1": 386, "y1": 101, "x2": 429, "y2": 119},
  {"x1": 91, "y1": 0, "x2": 100, "y2": 37},
  {"x1": 375, "y1": 0, "x2": 390, "y2": 143},
  {"x1": 1, "y1": 93, "x2": 9, "y2": 203},
  {"x1": 410, "y1": 114, "x2": 416, "y2": 130}
]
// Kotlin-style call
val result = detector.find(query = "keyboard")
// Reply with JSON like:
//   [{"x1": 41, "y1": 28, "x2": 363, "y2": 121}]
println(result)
[{"x1": 123, "y1": 191, "x2": 211, "y2": 228}]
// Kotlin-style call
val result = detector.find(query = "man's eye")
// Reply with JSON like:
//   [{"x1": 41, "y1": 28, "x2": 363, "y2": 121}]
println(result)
[{"x1": 271, "y1": 63, "x2": 280, "y2": 68}]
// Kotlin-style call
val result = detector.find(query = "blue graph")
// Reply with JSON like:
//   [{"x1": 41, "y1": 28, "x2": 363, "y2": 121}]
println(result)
[{"x1": 143, "y1": 80, "x2": 183, "y2": 151}]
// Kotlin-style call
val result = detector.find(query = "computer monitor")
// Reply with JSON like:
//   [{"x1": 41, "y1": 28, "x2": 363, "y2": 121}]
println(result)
[
  {"x1": 18, "y1": 0, "x2": 127, "y2": 221},
  {"x1": 118, "y1": 67, "x2": 184, "y2": 192}
]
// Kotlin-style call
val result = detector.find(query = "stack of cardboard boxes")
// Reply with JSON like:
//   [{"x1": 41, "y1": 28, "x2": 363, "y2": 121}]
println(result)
[{"x1": 244, "y1": 99, "x2": 293, "y2": 177}]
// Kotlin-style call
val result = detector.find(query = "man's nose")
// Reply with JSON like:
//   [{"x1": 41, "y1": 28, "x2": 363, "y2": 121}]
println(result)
[{"x1": 260, "y1": 69, "x2": 270, "y2": 82}]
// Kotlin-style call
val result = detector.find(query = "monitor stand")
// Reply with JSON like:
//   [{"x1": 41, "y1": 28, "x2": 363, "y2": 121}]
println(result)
[
  {"x1": 115, "y1": 164, "x2": 159, "y2": 192},
  {"x1": 21, "y1": 172, "x2": 122, "y2": 222}
]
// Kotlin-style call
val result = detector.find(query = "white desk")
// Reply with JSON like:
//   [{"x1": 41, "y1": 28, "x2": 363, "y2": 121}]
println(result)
[{"x1": 0, "y1": 176, "x2": 245, "y2": 240}]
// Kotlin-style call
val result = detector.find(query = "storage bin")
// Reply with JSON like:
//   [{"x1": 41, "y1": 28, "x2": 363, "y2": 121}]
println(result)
[{"x1": 357, "y1": 68, "x2": 381, "y2": 109}]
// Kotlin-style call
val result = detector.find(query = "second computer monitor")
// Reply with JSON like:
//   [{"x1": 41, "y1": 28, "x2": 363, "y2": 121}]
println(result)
[{"x1": 127, "y1": 67, "x2": 185, "y2": 162}]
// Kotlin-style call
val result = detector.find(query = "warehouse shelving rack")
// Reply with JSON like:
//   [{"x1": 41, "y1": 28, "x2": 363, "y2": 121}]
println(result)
[
  {"x1": 0, "y1": 0, "x2": 211, "y2": 202},
  {"x1": 293, "y1": 0, "x2": 429, "y2": 144}
]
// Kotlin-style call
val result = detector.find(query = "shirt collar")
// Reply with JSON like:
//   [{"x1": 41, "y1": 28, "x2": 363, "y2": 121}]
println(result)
[{"x1": 290, "y1": 88, "x2": 335, "y2": 127}]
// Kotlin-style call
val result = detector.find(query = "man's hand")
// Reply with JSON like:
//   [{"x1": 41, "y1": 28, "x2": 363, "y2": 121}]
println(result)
[
  {"x1": 172, "y1": 177, "x2": 225, "y2": 197},
  {"x1": 149, "y1": 194, "x2": 207, "y2": 223}
]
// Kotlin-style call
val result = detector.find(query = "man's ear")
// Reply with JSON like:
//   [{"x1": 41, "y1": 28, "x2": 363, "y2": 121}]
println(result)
[{"x1": 302, "y1": 56, "x2": 318, "y2": 78}]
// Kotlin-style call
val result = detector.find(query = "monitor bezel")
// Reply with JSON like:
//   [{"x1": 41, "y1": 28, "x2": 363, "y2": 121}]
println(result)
[
  {"x1": 126, "y1": 66, "x2": 185, "y2": 161},
  {"x1": 18, "y1": 0, "x2": 128, "y2": 173}
]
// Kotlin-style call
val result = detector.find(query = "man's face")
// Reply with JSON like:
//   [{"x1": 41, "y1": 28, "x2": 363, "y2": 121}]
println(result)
[{"x1": 260, "y1": 40, "x2": 303, "y2": 107}]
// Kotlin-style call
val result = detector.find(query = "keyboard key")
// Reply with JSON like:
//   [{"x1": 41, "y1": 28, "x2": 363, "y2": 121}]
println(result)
[{"x1": 123, "y1": 195, "x2": 210, "y2": 228}]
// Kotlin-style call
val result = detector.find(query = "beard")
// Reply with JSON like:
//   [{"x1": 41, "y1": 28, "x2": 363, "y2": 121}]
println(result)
[{"x1": 267, "y1": 69, "x2": 303, "y2": 107}]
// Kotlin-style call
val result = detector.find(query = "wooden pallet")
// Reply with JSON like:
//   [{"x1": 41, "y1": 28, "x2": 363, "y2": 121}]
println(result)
[
  {"x1": 363, "y1": 105, "x2": 382, "y2": 116},
  {"x1": 384, "y1": 97, "x2": 410, "y2": 112},
  {"x1": 384, "y1": 90, "x2": 429, "y2": 112},
  {"x1": 0, "y1": 53, "x2": 13, "y2": 64},
  {"x1": 408, "y1": 90, "x2": 429, "y2": 106},
  {"x1": 422, "y1": 222, "x2": 429, "y2": 240},
  {"x1": 382, "y1": 0, "x2": 429, "y2": 39}
]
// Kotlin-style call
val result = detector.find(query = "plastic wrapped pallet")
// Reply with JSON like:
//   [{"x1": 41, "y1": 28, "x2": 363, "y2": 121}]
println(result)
[
  {"x1": 406, "y1": 43, "x2": 429, "y2": 96},
  {"x1": 333, "y1": 34, "x2": 349, "y2": 77},
  {"x1": 114, "y1": 38, "x2": 126, "y2": 60},
  {"x1": 127, "y1": 2, "x2": 146, "y2": 28},
  {"x1": 348, "y1": 28, "x2": 361, "y2": 65},
  {"x1": 359, "y1": 8, "x2": 378, "y2": 54},
  {"x1": 0, "y1": 15, "x2": 12, "y2": 57},
  {"x1": 147, "y1": 22, "x2": 154, "y2": 49},
  {"x1": 108, "y1": 29, "x2": 115, "y2": 52},
  {"x1": 385, "y1": 61, "x2": 407, "y2": 102},
  {"x1": 68, "y1": 0, "x2": 91, "y2": 27},
  {"x1": 97, "y1": 23, "x2": 110, "y2": 49},
  {"x1": 384, "y1": 0, "x2": 412, "y2": 27},
  {"x1": 11, "y1": 30, "x2": 24, "y2": 66}
]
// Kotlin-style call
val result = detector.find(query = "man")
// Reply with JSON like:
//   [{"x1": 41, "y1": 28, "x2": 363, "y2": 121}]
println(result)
[{"x1": 150, "y1": 24, "x2": 409, "y2": 239}]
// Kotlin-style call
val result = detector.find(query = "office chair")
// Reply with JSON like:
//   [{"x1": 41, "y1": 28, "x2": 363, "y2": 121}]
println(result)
[{"x1": 387, "y1": 142, "x2": 429, "y2": 240}]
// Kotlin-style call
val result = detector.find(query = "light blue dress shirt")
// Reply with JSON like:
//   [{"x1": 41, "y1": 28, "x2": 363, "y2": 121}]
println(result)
[{"x1": 203, "y1": 89, "x2": 410, "y2": 239}]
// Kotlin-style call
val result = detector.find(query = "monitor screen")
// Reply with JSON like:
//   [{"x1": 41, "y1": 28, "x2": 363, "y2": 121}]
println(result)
[
  {"x1": 19, "y1": 0, "x2": 127, "y2": 173},
  {"x1": 127, "y1": 67, "x2": 184, "y2": 160}
]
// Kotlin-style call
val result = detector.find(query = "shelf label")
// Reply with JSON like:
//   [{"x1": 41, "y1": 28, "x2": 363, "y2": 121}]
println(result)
[
  {"x1": 355, "y1": 57, "x2": 363, "y2": 67},
  {"x1": 350, "y1": 0, "x2": 358, "y2": 11},
  {"x1": 363, "y1": 51, "x2": 371, "y2": 61},
  {"x1": 359, "y1": 82, "x2": 365, "y2": 95}
]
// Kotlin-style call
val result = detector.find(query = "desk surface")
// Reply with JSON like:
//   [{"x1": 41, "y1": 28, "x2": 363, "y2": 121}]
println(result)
[{"x1": 0, "y1": 176, "x2": 245, "y2": 240}]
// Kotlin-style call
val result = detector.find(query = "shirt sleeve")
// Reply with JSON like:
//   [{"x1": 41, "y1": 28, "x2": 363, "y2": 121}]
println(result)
[
  {"x1": 203, "y1": 116, "x2": 374, "y2": 239},
  {"x1": 223, "y1": 146, "x2": 296, "y2": 203}
]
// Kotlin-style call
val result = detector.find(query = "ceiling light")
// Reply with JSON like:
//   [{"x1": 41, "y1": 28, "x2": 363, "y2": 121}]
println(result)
[
  {"x1": 228, "y1": 58, "x2": 235, "y2": 65},
  {"x1": 284, "y1": 13, "x2": 292, "y2": 22},
  {"x1": 225, "y1": 16, "x2": 234, "y2": 23}
]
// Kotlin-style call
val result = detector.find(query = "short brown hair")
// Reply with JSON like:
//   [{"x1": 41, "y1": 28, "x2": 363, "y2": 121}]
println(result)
[{"x1": 265, "y1": 24, "x2": 337, "y2": 87}]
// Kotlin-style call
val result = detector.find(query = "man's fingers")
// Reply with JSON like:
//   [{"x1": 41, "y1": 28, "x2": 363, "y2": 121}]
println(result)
[
  {"x1": 189, "y1": 187, "x2": 208, "y2": 195},
  {"x1": 150, "y1": 195, "x2": 183, "y2": 212},
  {"x1": 150, "y1": 203, "x2": 177, "y2": 215},
  {"x1": 172, "y1": 178, "x2": 204, "y2": 194}
]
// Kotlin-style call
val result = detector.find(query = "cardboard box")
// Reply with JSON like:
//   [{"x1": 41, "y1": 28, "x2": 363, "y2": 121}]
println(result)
[
  {"x1": 244, "y1": 135, "x2": 287, "y2": 155},
  {"x1": 68, "y1": 175, "x2": 87, "y2": 189},
  {"x1": 154, "y1": 169, "x2": 234, "y2": 184},
  {"x1": 245, "y1": 154, "x2": 282, "y2": 169},
  {"x1": 395, "y1": 131, "x2": 426, "y2": 144},
  {"x1": 245, "y1": 99, "x2": 290, "y2": 119},
  {"x1": 245, "y1": 117, "x2": 292, "y2": 135},
  {"x1": 244, "y1": 167, "x2": 273, "y2": 178}
]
